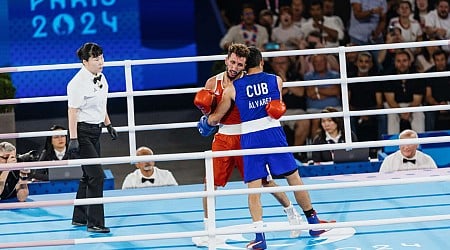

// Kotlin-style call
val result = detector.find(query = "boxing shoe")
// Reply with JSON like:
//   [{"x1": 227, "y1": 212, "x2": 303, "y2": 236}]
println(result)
[
  {"x1": 192, "y1": 235, "x2": 224, "y2": 247},
  {"x1": 246, "y1": 232, "x2": 266, "y2": 249},
  {"x1": 284, "y1": 205, "x2": 303, "y2": 238},
  {"x1": 307, "y1": 212, "x2": 335, "y2": 237}
]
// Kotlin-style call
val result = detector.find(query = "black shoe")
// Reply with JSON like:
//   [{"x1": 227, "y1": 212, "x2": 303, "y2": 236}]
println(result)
[
  {"x1": 72, "y1": 221, "x2": 86, "y2": 226},
  {"x1": 87, "y1": 226, "x2": 110, "y2": 233}
]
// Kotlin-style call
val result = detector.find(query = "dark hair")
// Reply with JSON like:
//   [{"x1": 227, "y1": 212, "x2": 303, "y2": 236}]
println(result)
[
  {"x1": 76, "y1": 42, "x2": 103, "y2": 61},
  {"x1": 227, "y1": 43, "x2": 250, "y2": 59},
  {"x1": 246, "y1": 46, "x2": 263, "y2": 69},
  {"x1": 432, "y1": 49, "x2": 448, "y2": 60},
  {"x1": 310, "y1": 0, "x2": 324, "y2": 9},
  {"x1": 317, "y1": 106, "x2": 345, "y2": 139},
  {"x1": 399, "y1": 0, "x2": 413, "y2": 10},
  {"x1": 43, "y1": 125, "x2": 67, "y2": 152},
  {"x1": 395, "y1": 49, "x2": 411, "y2": 60}
]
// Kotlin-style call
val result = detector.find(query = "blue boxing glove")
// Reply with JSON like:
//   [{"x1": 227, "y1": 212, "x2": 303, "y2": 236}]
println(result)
[{"x1": 197, "y1": 115, "x2": 217, "y2": 137}]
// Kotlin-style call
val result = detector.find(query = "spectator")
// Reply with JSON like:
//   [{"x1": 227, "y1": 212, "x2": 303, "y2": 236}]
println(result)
[
  {"x1": 379, "y1": 129, "x2": 437, "y2": 172},
  {"x1": 219, "y1": 4, "x2": 269, "y2": 50},
  {"x1": 267, "y1": 56, "x2": 310, "y2": 162},
  {"x1": 424, "y1": 0, "x2": 450, "y2": 51},
  {"x1": 271, "y1": 6, "x2": 304, "y2": 50},
  {"x1": 258, "y1": 9, "x2": 275, "y2": 41},
  {"x1": 29, "y1": 125, "x2": 69, "y2": 182},
  {"x1": 424, "y1": 49, "x2": 450, "y2": 131},
  {"x1": 388, "y1": 0, "x2": 424, "y2": 55},
  {"x1": 291, "y1": 0, "x2": 307, "y2": 28},
  {"x1": 297, "y1": 31, "x2": 340, "y2": 76},
  {"x1": 415, "y1": 37, "x2": 441, "y2": 72},
  {"x1": 304, "y1": 54, "x2": 341, "y2": 139},
  {"x1": 348, "y1": 52, "x2": 386, "y2": 141},
  {"x1": 383, "y1": 50, "x2": 425, "y2": 134},
  {"x1": 345, "y1": 43, "x2": 360, "y2": 76},
  {"x1": 378, "y1": 26, "x2": 408, "y2": 73},
  {"x1": 414, "y1": 0, "x2": 435, "y2": 35},
  {"x1": 0, "y1": 142, "x2": 29, "y2": 202},
  {"x1": 301, "y1": 0, "x2": 345, "y2": 47},
  {"x1": 122, "y1": 146, "x2": 178, "y2": 189},
  {"x1": 312, "y1": 107, "x2": 358, "y2": 163},
  {"x1": 323, "y1": 0, "x2": 346, "y2": 36},
  {"x1": 348, "y1": 0, "x2": 388, "y2": 46}
]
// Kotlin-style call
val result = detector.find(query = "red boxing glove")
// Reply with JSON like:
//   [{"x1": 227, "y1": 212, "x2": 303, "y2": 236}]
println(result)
[
  {"x1": 194, "y1": 89, "x2": 217, "y2": 115},
  {"x1": 266, "y1": 99, "x2": 286, "y2": 119}
]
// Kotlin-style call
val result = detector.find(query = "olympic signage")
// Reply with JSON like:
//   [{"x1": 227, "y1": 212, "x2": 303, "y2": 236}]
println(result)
[
  {"x1": 4, "y1": 0, "x2": 197, "y2": 98},
  {"x1": 29, "y1": 0, "x2": 118, "y2": 38}
]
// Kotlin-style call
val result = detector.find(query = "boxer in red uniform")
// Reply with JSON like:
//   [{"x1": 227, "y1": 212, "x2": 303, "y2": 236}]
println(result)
[{"x1": 193, "y1": 44, "x2": 303, "y2": 247}]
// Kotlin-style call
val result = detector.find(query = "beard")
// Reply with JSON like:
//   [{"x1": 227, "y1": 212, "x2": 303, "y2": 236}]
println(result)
[
  {"x1": 358, "y1": 67, "x2": 369, "y2": 73},
  {"x1": 438, "y1": 11, "x2": 448, "y2": 19},
  {"x1": 227, "y1": 70, "x2": 240, "y2": 81}
]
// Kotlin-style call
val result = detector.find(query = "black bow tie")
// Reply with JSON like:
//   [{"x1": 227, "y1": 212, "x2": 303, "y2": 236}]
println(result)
[
  {"x1": 403, "y1": 158, "x2": 416, "y2": 164},
  {"x1": 93, "y1": 75, "x2": 102, "y2": 84},
  {"x1": 141, "y1": 177, "x2": 155, "y2": 184}
]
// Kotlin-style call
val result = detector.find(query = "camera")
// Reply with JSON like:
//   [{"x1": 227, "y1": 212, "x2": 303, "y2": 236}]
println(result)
[
  {"x1": 264, "y1": 42, "x2": 280, "y2": 51},
  {"x1": 17, "y1": 150, "x2": 40, "y2": 162},
  {"x1": 388, "y1": 25, "x2": 397, "y2": 35},
  {"x1": 307, "y1": 41, "x2": 317, "y2": 49}
]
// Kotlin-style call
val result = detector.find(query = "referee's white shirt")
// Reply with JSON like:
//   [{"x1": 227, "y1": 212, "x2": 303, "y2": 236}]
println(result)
[
  {"x1": 379, "y1": 150, "x2": 438, "y2": 173},
  {"x1": 67, "y1": 66, "x2": 108, "y2": 124},
  {"x1": 121, "y1": 167, "x2": 178, "y2": 189}
]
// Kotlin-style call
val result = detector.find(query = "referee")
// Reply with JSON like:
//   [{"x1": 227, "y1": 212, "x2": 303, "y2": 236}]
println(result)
[{"x1": 67, "y1": 42, "x2": 118, "y2": 233}]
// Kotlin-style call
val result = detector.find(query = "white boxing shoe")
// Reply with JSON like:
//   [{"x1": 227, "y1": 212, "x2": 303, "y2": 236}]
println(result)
[{"x1": 284, "y1": 205, "x2": 304, "y2": 238}]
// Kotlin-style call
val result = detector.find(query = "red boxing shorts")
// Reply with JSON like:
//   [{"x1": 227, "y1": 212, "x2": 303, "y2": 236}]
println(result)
[{"x1": 209, "y1": 133, "x2": 244, "y2": 187}]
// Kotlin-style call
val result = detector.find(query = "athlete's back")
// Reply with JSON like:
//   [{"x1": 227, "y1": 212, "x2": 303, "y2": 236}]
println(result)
[{"x1": 233, "y1": 72, "x2": 280, "y2": 123}]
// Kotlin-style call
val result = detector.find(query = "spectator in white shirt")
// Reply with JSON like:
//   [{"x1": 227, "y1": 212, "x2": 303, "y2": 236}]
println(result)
[
  {"x1": 271, "y1": 6, "x2": 304, "y2": 50},
  {"x1": 122, "y1": 146, "x2": 178, "y2": 189},
  {"x1": 379, "y1": 129, "x2": 437, "y2": 173},
  {"x1": 301, "y1": 0, "x2": 344, "y2": 47},
  {"x1": 424, "y1": 0, "x2": 450, "y2": 51}
]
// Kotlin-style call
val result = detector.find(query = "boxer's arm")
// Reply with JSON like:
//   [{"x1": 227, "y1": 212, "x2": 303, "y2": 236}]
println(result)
[{"x1": 208, "y1": 84, "x2": 235, "y2": 126}]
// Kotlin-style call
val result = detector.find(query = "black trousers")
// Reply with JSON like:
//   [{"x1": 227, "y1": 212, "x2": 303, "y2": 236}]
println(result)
[{"x1": 72, "y1": 122, "x2": 105, "y2": 227}]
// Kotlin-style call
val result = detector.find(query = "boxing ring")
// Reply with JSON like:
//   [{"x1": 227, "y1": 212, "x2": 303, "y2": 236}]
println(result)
[{"x1": 1, "y1": 40, "x2": 450, "y2": 249}]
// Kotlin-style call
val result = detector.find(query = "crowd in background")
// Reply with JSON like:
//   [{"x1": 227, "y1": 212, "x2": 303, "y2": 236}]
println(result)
[{"x1": 217, "y1": 0, "x2": 450, "y2": 161}]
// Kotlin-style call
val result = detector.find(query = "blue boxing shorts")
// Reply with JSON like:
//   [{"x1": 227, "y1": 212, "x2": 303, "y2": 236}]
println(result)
[{"x1": 240, "y1": 126, "x2": 298, "y2": 183}]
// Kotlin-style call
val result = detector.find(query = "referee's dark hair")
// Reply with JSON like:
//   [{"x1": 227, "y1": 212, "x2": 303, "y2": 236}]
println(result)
[{"x1": 77, "y1": 42, "x2": 103, "y2": 61}]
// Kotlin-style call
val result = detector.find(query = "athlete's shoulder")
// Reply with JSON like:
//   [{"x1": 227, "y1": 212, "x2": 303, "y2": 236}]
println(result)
[{"x1": 205, "y1": 72, "x2": 224, "y2": 90}]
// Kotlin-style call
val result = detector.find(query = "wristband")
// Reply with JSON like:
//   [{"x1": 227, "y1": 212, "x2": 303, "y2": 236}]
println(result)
[{"x1": 315, "y1": 87, "x2": 321, "y2": 99}]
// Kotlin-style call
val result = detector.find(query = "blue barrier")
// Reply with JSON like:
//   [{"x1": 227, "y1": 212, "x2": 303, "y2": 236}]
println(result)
[
  {"x1": 298, "y1": 161, "x2": 382, "y2": 177},
  {"x1": 28, "y1": 169, "x2": 115, "y2": 195}
]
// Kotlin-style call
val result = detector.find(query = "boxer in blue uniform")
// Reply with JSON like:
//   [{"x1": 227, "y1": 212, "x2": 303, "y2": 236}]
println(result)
[{"x1": 201, "y1": 47, "x2": 334, "y2": 249}]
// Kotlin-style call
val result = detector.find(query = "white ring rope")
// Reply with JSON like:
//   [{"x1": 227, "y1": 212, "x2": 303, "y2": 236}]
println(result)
[
  {"x1": 2, "y1": 70, "x2": 450, "y2": 104},
  {"x1": 1, "y1": 103, "x2": 449, "y2": 140},
  {"x1": 1, "y1": 173, "x2": 449, "y2": 210},
  {"x1": 1, "y1": 212, "x2": 450, "y2": 248},
  {"x1": 1, "y1": 40, "x2": 450, "y2": 249},
  {"x1": 1, "y1": 135, "x2": 450, "y2": 172}
]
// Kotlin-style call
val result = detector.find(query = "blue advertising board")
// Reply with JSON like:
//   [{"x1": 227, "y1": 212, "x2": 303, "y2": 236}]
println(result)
[{"x1": 2, "y1": 0, "x2": 197, "y2": 98}]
